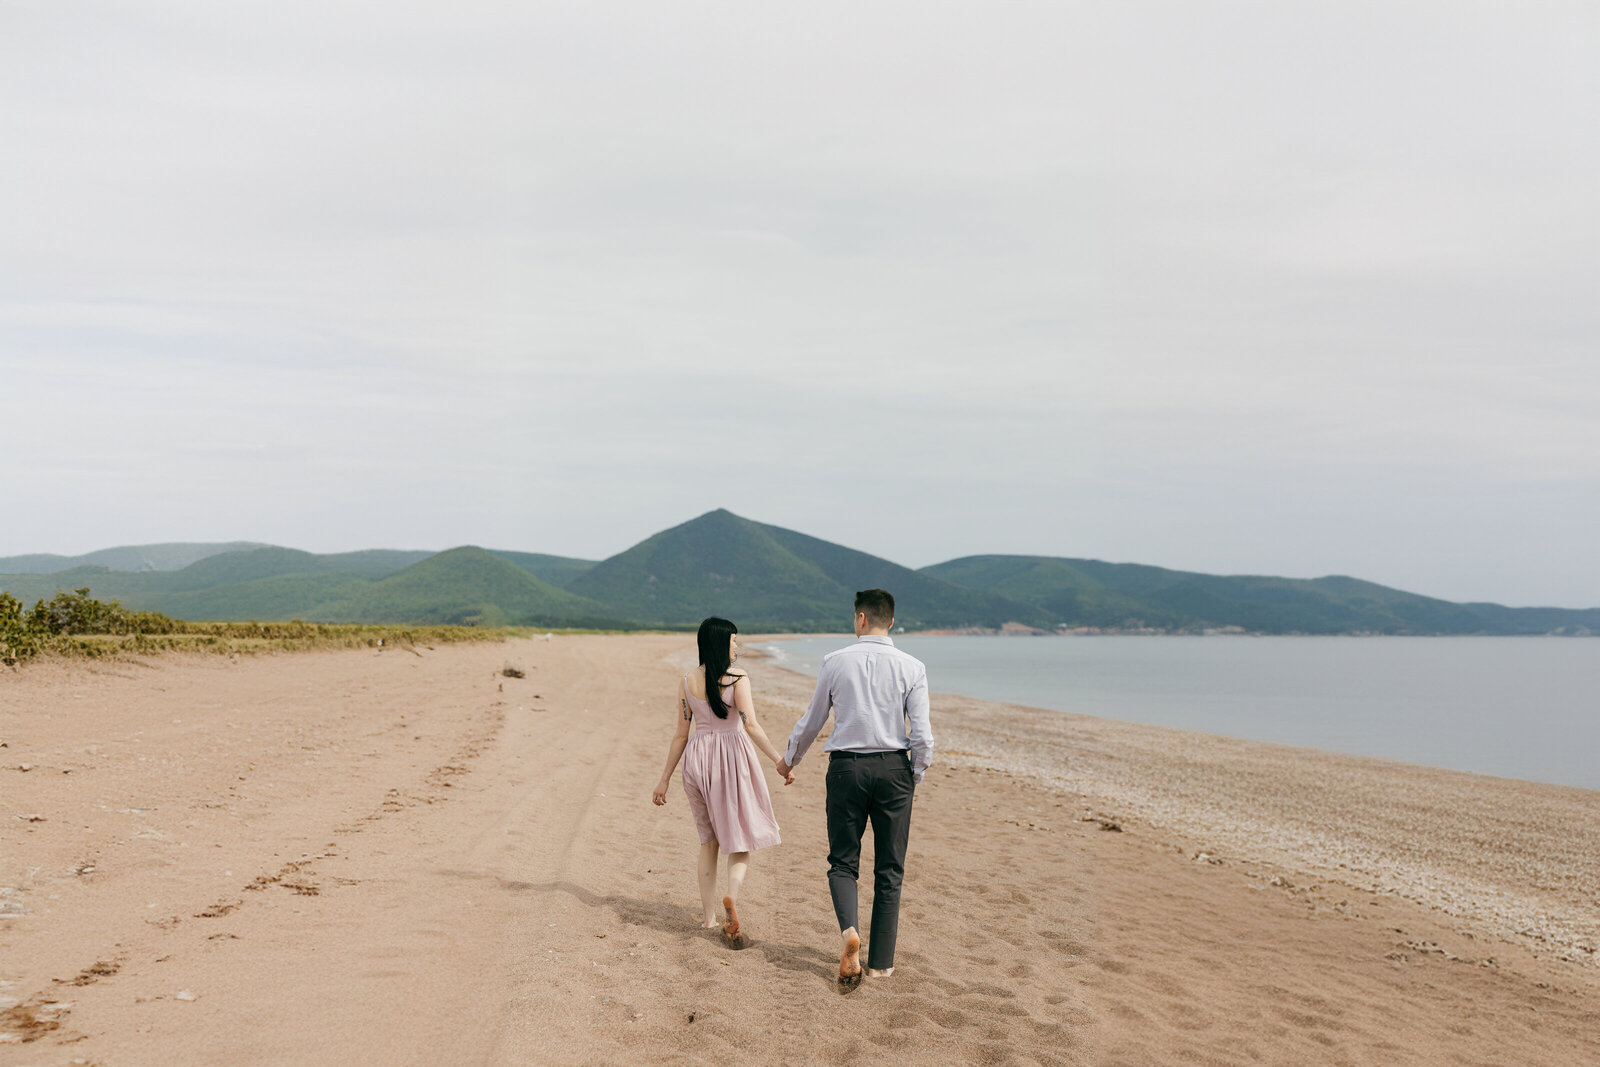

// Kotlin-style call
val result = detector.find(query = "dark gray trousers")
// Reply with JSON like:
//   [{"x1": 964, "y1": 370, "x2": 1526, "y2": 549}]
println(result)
[{"x1": 825, "y1": 750, "x2": 915, "y2": 970}]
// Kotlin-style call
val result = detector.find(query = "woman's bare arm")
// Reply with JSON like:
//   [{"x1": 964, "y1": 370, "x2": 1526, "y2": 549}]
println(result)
[
  {"x1": 732, "y1": 674, "x2": 790, "y2": 778},
  {"x1": 652, "y1": 678, "x2": 693, "y2": 805}
]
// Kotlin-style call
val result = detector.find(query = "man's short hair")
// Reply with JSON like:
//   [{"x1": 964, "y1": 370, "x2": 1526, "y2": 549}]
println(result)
[{"x1": 855, "y1": 588, "x2": 895, "y2": 628}]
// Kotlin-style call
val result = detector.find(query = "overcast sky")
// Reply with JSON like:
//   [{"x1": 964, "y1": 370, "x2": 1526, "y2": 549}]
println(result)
[{"x1": 3, "y1": 1, "x2": 1596, "y2": 607}]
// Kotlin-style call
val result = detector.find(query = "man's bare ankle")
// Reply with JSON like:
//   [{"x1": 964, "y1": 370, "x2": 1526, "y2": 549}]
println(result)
[{"x1": 866, "y1": 966, "x2": 894, "y2": 978}]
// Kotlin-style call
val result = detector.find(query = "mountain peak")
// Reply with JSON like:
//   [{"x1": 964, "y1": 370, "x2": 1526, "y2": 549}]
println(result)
[{"x1": 686, "y1": 508, "x2": 747, "y2": 527}]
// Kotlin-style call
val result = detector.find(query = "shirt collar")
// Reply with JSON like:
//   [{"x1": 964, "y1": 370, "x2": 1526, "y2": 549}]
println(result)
[{"x1": 856, "y1": 634, "x2": 895, "y2": 645}]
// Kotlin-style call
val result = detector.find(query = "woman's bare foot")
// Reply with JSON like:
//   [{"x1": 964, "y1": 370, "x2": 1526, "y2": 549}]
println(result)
[
  {"x1": 722, "y1": 896, "x2": 742, "y2": 942},
  {"x1": 700, "y1": 919, "x2": 720, "y2": 929},
  {"x1": 838, "y1": 929, "x2": 862, "y2": 990}
]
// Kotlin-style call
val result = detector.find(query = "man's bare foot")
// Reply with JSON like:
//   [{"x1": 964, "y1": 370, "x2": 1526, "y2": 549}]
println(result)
[
  {"x1": 838, "y1": 930, "x2": 862, "y2": 990},
  {"x1": 722, "y1": 896, "x2": 742, "y2": 942},
  {"x1": 866, "y1": 967, "x2": 894, "y2": 978}
]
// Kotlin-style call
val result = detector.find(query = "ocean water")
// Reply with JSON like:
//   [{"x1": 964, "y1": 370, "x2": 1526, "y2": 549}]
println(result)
[{"x1": 761, "y1": 635, "x2": 1600, "y2": 792}]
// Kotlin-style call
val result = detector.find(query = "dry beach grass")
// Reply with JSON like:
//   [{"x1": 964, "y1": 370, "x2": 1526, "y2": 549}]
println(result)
[{"x1": 2, "y1": 635, "x2": 1596, "y2": 1064}]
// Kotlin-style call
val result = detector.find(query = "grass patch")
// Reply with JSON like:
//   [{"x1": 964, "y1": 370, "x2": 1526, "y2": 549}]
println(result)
[
  {"x1": 1, "y1": 588, "x2": 529, "y2": 667},
  {"x1": 41, "y1": 624, "x2": 522, "y2": 660}
]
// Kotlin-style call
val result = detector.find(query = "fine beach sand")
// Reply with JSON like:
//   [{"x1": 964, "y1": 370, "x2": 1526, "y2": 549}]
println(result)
[{"x1": 3, "y1": 635, "x2": 1597, "y2": 1065}]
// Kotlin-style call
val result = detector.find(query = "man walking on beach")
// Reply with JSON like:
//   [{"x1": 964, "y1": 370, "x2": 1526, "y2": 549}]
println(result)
[{"x1": 777, "y1": 589, "x2": 933, "y2": 988}]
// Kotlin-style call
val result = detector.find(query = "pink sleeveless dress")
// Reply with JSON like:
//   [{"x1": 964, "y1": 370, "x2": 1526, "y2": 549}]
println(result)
[{"x1": 680, "y1": 672, "x2": 781, "y2": 853}]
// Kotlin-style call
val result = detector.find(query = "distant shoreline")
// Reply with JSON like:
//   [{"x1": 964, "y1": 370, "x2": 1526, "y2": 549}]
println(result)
[{"x1": 766, "y1": 628, "x2": 1597, "y2": 638}]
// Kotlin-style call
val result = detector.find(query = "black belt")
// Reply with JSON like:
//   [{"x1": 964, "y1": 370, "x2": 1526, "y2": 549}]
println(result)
[{"x1": 829, "y1": 750, "x2": 910, "y2": 760}]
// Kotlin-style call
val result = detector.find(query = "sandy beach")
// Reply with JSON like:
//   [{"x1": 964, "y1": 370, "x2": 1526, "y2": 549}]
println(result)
[{"x1": 3, "y1": 634, "x2": 1597, "y2": 1065}]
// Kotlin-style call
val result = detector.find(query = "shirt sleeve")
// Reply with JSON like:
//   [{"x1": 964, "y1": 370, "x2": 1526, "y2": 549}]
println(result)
[
  {"x1": 784, "y1": 661, "x2": 833, "y2": 767},
  {"x1": 906, "y1": 664, "x2": 933, "y2": 783}
]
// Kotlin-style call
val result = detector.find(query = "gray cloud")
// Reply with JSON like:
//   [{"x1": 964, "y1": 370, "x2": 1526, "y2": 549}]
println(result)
[{"x1": 3, "y1": 1, "x2": 1596, "y2": 606}]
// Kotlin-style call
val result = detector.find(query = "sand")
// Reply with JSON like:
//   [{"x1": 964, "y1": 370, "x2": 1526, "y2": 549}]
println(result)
[{"x1": 2, "y1": 635, "x2": 1596, "y2": 1065}]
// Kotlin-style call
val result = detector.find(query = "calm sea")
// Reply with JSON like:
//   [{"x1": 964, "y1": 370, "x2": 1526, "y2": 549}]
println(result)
[{"x1": 761, "y1": 635, "x2": 1600, "y2": 792}]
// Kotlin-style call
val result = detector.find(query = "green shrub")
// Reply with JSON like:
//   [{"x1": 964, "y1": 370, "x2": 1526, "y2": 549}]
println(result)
[
  {"x1": 27, "y1": 587, "x2": 132, "y2": 635},
  {"x1": 1, "y1": 592, "x2": 43, "y2": 667},
  {"x1": 0, "y1": 587, "x2": 513, "y2": 668}
]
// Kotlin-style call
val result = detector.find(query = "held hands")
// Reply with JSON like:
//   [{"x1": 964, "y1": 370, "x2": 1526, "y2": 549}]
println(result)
[{"x1": 775, "y1": 758, "x2": 796, "y2": 786}]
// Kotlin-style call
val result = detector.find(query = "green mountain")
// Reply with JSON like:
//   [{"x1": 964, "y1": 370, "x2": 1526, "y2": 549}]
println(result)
[
  {"x1": 311, "y1": 547, "x2": 618, "y2": 627},
  {"x1": 0, "y1": 541, "x2": 271, "y2": 574},
  {"x1": 922, "y1": 555, "x2": 1600, "y2": 635},
  {"x1": 489, "y1": 550, "x2": 598, "y2": 588},
  {"x1": 919, "y1": 557, "x2": 1152, "y2": 625},
  {"x1": 565, "y1": 509, "x2": 1042, "y2": 630},
  {"x1": 4, "y1": 521, "x2": 1594, "y2": 634},
  {"x1": 0, "y1": 546, "x2": 613, "y2": 627},
  {"x1": 158, "y1": 574, "x2": 371, "y2": 622},
  {"x1": 160, "y1": 547, "x2": 342, "y2": 591},
  {"x1": 0, "y1": 566, "x2": 165, "y2": 609},
  {"x1": 0, "y1": 555, "x2": 371, "y2": 623},
  {"x1": 158, "y1": 546, "x2": 431, "y2": 586},
  {"x1": 753, "y1": 521, "x2": 1051, "y2": 628},
  {"x1": 1454, "y1": 601, "x2": 1600, "y2": 634},
  {"x1": 566, "y1": 510, "x2": 847, "y2": 628},
  {"x1": 315, "y1": 549, "x2": 436, "y2": 579}
]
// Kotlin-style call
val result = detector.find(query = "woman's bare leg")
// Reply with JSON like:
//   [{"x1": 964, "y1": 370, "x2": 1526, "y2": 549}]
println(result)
[
  {"x1": 722, "y1": 851, "x2": 750, "y2": 940},
  {"x1": 725, "y1": 852, "x2": 750, "y2": 904},
  {"x1": 697, "y1": 841, "x2": 721, "y2": 927}
]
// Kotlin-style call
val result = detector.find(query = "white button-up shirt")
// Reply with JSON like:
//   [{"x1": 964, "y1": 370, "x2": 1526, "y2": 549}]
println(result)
[{"x1": 784, "y1": 635, "x2": 934, "y2": 783}]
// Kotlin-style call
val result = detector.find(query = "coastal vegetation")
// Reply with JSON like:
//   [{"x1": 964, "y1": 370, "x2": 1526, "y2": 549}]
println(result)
[
  {"x1": 0, "y1": 587, "x2": 513, "y2": 667},
  {"x1": 3, "y1": 511, "x2": 1596, "y2": 636}
]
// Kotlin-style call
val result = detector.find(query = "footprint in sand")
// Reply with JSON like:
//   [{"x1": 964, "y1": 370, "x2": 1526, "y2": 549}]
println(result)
[{"x1": 922, "y1": 1005, "x2": 971, "y2": 1029}]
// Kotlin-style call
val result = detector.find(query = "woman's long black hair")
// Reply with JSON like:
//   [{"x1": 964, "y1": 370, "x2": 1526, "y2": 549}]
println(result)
[{"x1": 696, "y1": 616, "x2": 739, "y2": 720}]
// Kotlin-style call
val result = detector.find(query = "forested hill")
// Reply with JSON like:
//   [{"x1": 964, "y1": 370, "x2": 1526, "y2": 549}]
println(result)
[
  {"x1": 0, "y1": 542, "x2": 273, "y2": 574},
  {"x1": 563, "y1": 509, "x2": 1046, "y2": 630},
  {"x1": 920, "y1": 555, "x2": 1600, "y2": 636},
  {"x1": 0, "y1": 546, "x2": 611, "y2": 628},
  {"x1": 2, "y1": 516, "x2": 1594, "y2": 634}
]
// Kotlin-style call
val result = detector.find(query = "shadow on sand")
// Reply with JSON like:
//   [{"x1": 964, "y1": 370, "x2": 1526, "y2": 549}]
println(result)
[{"x1": 441, "y1": 870, "x2": 841, "y2": 984}]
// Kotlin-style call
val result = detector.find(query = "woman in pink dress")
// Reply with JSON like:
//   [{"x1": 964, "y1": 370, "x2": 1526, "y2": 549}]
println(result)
[{"x1": 652, "y1": 617, "x2": 791, "y2": 941}]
